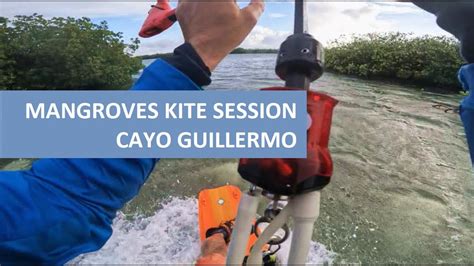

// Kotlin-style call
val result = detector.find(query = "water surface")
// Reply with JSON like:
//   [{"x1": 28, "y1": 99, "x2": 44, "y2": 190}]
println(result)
[{"x1": 3, "y1": 54, "x2": 472, "y2": 264}]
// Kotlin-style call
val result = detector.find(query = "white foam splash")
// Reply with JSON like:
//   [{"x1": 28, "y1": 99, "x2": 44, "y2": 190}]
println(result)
[
  {"x1": 278, "y1": 232, "x2": 337, "y2": 265},
  {"x1": 72, "y1": 197, "x2": 335, "y2": 264}
]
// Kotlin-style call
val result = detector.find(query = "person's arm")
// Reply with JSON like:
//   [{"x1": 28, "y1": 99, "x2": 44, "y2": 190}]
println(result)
[
  {"x1": 0, "y1": 1, "x2": 264, "y2": 263},
  {"x1": 0, "y1": 46, "x2": 208, "y2": 264},
  {"x1": 412, "y1": 1, "x2": 474, "y2": 164},
  {"x1": 459, "y1": 64, "x2": 474, "y2": 165}
]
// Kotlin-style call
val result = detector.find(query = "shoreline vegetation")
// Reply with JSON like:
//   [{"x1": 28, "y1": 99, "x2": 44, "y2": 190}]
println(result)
[
  {"x1": 138, "y1": 47, "x2": 279, "y2": 60},
  {"x1": 1, "y1": 15, "x2": 142, "y2": 90},
  {"x1": 325, "y1": 33, "x2": 465, "y2": 93},
  {"x1": 0, "y1": 14, "x2": 466, "y2": 93}
]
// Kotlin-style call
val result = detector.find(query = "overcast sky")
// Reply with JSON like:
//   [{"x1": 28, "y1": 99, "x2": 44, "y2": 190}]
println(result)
[{"x1": 1, "y1": 1, "x2": 452, "y2": 55}]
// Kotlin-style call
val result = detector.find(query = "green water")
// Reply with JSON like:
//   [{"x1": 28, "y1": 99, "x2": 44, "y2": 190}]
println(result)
[{"x1": 2, "y1": 54, "x2": 472, "y2": 264}]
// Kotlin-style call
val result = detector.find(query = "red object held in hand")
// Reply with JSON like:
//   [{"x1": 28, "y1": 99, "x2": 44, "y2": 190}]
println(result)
[
  {"x1": 238, "y1": 87, "x2": 338, "y2": 195},
  {"x1": 139, "y1": 0, "x2": 177, "y2": 38}
]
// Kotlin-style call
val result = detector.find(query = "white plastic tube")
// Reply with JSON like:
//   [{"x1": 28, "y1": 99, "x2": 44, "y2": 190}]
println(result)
[
  {"x1": 226, "y1": 191, "x2": 260, "y2": 265},
  {"x1": 287, "y1": 191, "x2": 321, "y2": 265}
]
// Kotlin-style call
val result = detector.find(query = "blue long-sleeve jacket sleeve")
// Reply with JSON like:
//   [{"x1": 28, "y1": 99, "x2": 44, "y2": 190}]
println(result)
[
  {"x1": 0, "y1": 59, "x2": 202, "y2": 264},
  {"x1": 459, "y1": 64, "x2": 474, "y2": 164}
]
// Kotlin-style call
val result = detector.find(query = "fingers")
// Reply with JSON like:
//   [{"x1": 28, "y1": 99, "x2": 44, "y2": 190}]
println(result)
[
  {"x1": 248, "y1": 0, "x2": 265, "y2": 10},
  {"x1": 241, "y1": 0, "x2": 265, "y2": 24}
]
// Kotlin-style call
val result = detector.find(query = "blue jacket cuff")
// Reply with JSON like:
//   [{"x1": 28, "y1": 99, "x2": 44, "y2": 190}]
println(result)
[{"x1": 132, "y1": 59, "x2": 203, "y2": 91}]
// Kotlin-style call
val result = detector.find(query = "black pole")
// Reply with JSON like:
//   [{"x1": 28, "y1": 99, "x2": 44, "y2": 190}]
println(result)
[
  {"x1": 285, "y1": 0, "x2": 310, "y2": 89},
  {"x1": 294, "y1": 0, "x2": 307, "y2": 34}
]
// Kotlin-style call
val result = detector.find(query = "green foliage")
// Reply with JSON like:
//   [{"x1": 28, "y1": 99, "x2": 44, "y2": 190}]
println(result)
[
  {"x1": 139, "y1": 53, "x2": 173, "y2": 60},
  {"x1": 139, "y1": 47, "x2": 278, "y2": 60},
  {"x1": 230, "y1": 48, "x2": 278, "y2": 54},
  {"x1": 0, "y1": 14, "x2": 143, "y2": 90},
  {"x1": 0, "y1": 17, "x2": 16, "y2": 88},
  {"x1": 325, "y1": 33, "x2": 465, "y2": 91}
]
